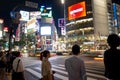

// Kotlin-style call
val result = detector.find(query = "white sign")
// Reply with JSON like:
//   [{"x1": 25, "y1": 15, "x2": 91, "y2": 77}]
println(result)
[
  {"x1": 25, "y1": 1, "x2": 38, "y2": 9},
  {"x1": 41, "y1": 26, "x2": 51, "y2": 35},
  {"x1": 20, "y1": 10, "x2": 29, "y2": 21},
  {"x1": 61, "y1": 27, "x2": 66, "y2": 35}
]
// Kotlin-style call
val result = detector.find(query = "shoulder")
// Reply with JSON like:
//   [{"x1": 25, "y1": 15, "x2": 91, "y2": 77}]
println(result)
[
  {"x1": 65, "y1": 57, "x2": 72, "y2": 63},
  {"x1": 104, "y1": 49, "x2": 110, "y2": 55},
  {"x1": 65, "y1": 56, "x2": 74, "y2": 61}
]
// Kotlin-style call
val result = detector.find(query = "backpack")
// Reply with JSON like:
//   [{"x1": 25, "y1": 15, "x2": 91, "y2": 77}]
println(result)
[{"x1": 0, "y1": 58, "x2": 6, "y2": 68}]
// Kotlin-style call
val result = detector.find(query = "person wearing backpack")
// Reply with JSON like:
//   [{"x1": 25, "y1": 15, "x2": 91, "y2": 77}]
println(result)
[{"x1": 0, "y1": 51, "x2": 7, "y2": 80}]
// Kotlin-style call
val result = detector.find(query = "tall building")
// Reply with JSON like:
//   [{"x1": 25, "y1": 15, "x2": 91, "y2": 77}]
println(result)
[{"x1": 65, "y1": 0, "x2": 110, "y2": 50}]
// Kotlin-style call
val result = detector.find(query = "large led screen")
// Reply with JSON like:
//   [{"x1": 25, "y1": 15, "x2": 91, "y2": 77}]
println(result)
[
  {"x1": 68, "y1": 1, "x2": 86, "y2": 20},
  {"x1": 41, "y1": 26, "x2": 51, "y2": 35}
]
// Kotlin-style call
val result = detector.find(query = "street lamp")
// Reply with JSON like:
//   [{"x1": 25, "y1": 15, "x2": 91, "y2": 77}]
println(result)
[
  {"x1": 61, "y1": 0, "x2": 65, "y2": 24},
  {"x1": 61, "y1": 0, "x2": 65, "y2": 4}
]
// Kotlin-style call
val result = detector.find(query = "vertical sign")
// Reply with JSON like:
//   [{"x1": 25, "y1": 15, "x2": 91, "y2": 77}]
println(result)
[
  {"x1": 113, "y1": 3, "x2": 118, "y2": 27},
  {"x1": 61, "y1": 27, "x2": 66, "y2": 35},
  {"x1": 58, "y1": 18, "x2": 65, "y2": 27}
]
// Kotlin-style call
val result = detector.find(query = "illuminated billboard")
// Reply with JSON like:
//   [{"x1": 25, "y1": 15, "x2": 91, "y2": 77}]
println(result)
[
  {"x1": 20, "y1": 10, "x2": 29, "y2": 21},
  {"x1": 68, "y1": 1, "x2": 86, "y2": 20},
  {"x1": 41, "y1": 26, "x2": 51, "y2": 35},
  {"x1": 30, "y1": 11, "x2": 41, "y2": 19},
  {"x1": 40, "y1": 6, "x2": 52, "y2": 18}
]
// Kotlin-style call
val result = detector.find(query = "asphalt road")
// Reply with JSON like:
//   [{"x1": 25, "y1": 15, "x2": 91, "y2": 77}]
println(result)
[{"x1": 21, "y1": 55, "x2": 106, "y2": 80}]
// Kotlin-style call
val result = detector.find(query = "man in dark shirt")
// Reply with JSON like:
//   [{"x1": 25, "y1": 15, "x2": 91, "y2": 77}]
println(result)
[{"x1": 104, "y1": 34, "x2": 120, "y2": 80}]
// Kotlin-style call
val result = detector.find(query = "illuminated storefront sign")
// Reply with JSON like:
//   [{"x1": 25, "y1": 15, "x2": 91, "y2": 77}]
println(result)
[
  {"x1": 30, "y1": 11, "x2": 41, "y2": 19},
  {"x1": 40, "y1": 6, "x2": 52, "y2": 18},
  {"x1": 20, "y1": 10, "x2": 29, "y2": 21},
  {"x1": 40, "y1": 26, "x2": 51, "y2": 35},
  {"x1": 113, "y1": 3, "x2": 118, "y2": 27},
  {"x1": 3, "y1": 27, "x2": 8, "y2": 32},
  {"x1": 68, "y1": 1, "x2": 86, "y2": 20}
]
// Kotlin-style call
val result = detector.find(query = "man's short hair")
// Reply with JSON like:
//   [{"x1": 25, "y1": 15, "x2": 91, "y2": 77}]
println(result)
[
  {"x1": 72, "y1": 44, "x2": 80, "y2": 55},
  {"x1": 107, "y1": 34, "x2": 120, "y2": 47}
]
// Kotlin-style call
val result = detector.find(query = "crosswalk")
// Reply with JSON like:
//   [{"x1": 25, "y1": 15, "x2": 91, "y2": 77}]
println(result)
[
  {"x1": 24, "y1": 64, "x2": 106, "y2": 80},
  {"x1": 22, "y1": 57, "x2": 106, "y2": 80}
]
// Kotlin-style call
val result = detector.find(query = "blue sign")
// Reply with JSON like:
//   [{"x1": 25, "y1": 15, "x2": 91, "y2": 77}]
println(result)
[
  {"x1": 113, "y1": 3, "x2": 118, "y2": 27},
  {"x1": 58, "y1": 18, "x2": 65, "y2": 27}
]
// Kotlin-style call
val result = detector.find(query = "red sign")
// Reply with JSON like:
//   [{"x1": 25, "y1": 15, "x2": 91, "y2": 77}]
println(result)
[
  {"x1": 68, "y1": 1, "x2": 86, "y2": 20},
  {"x1": 3, "y1": 27, "x2": 8, "y2": 32}
]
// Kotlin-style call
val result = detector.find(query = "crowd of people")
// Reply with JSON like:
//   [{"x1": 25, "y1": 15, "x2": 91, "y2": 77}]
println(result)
[
  {"x1": 0, "y1": 51, "x2": 24, "y2": 80},
  {"x1": 0, "y1": 33, "x2": 120, "y2": 80}
]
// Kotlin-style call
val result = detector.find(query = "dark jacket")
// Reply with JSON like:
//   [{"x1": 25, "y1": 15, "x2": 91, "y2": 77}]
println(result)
[{"x1": 104, "y1": 48, "x2": 120, "y2": 80}]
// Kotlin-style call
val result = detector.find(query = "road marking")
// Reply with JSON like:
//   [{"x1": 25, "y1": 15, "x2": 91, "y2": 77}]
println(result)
[
  {"x1": 54, "y1": 74, "x2": 68, "y2": 80},
  {"x1": 25, "y1": 68, "x2": 42, "y2": 78},
  {"x1": 52, "y1": 65, "x2": 66, "y2": 70},
  {"x1": 26, "y1": 66, "x2": 102, "y2": 80},
  {"x1": 34, "y1": 67, "x2": 68, "y2": 80},
  {"x1": 52, "y1": 68, "x2": 68, "y2": 75}
]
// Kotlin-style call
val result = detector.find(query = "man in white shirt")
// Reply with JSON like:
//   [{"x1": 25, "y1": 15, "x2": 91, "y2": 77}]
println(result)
[
  {"x1": 12, "y1": 51, "x2": 25, "y2": 80},
  {"x1": 65, "y1": 44, "x2": 87, "y2": 80}
]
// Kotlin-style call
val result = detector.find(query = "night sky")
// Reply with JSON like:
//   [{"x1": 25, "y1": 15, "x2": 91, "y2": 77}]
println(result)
[{"x1": 0, "y1": 0, "x2": 119, "y2": 34}]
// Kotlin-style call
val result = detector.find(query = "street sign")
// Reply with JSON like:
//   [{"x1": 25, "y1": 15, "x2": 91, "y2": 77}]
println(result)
[
  {"x1": 61, "y1": 27, "x2": 66, "y2": 35},
  {"x1": 25, "y1": 1, "x2": 38, "y2": 9},
  {"x1": 58, "y1": 18, "x2": 65, "y2": 27}
]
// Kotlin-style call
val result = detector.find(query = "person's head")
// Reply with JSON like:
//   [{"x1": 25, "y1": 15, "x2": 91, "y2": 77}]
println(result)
[
  {"x1": 41, "y1": 50, "x2": 50, "y2": 60},
  {"x1": 13, "y1": 51, "x2": 20, "y2": 57},
  {"x1": 40, "y1": 51, "x2": 44, "y2": 60},
  {"x1": 0, "y1": 51, "x2": 3, "y2": 57},
  {"x1": 72, "y1": 44, "x2": 80, "y2": 55},
  {"x1": 107, "y1": 34, "x2": 120, "y2": 48}
]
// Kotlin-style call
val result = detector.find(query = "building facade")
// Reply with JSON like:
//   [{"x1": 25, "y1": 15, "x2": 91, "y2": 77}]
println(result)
[{"x1": 65, "y1": 0, "x2": 110, "y2": 51}]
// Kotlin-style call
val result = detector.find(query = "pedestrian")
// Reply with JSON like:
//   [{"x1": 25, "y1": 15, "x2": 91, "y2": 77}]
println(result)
[
  {"x1": 0, "y1": 51, "x2": 7, "y2": 80},
  {"x1": 12, "y1": 51, "x2": 25, "y2": 80},
  {"x1": 104, "y1": 34, "x2": 120, "y2": 80},
  {"x1": 41, "y1": 50, "x2": 54, "y2": 80},
  {"x1": 65, "y1": 44, "x2": 87, "y2": 80},
  {"x1": 5, "y1": 50, "x2": 12, "y2": 74},
  {"x1": 40, "y1": 51, "x2": 44, "y2": 61}
]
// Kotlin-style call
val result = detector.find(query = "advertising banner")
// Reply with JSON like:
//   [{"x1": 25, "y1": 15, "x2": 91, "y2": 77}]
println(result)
[{"x1": 68, "y1": 1, "x2": 86, "y2": 20}]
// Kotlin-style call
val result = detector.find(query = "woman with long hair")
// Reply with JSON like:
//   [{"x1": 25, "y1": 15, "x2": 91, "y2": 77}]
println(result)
[{"x1": 41, "y1": 50, "x2": 54, "y2": 80}]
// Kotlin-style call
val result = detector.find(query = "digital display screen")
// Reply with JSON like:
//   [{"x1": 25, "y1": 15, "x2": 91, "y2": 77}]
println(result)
[{"x1": 68, "y1": 1, "x2": 86, "y2": 20}]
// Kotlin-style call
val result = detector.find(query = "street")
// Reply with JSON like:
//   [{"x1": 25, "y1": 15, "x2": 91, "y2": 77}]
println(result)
[{"x1": 21, "y1": 55, "x2": 106, "y2": 80}]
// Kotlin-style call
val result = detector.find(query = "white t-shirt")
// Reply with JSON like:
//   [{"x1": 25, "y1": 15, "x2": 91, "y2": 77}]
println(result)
[{"x1": 13, "y1": 57, "x2": 24, "y2": 72}]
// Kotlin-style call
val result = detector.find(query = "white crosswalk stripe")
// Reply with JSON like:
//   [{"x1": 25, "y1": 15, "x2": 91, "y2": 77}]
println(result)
[
  {"x1": 25, "y1": 64, "x2": 104, "y2": 80},
  {"x1": 22, "y1": 57, "x2": 106, "y2": 80}
]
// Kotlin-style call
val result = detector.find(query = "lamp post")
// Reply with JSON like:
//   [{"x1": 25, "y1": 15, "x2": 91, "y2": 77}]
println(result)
[
  {"x1": 61, "y1": 0, "x2": 66, "y2": 26},
  {"x1": 61, "y1": 0, "x2": 67, "y2": 51},
  {"x1": 61, "y1": 0, "x2": 66, "y2": 37}
]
